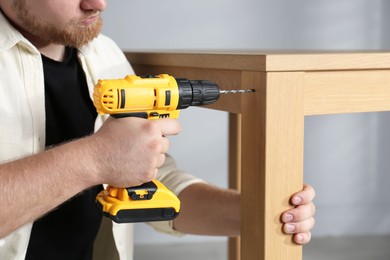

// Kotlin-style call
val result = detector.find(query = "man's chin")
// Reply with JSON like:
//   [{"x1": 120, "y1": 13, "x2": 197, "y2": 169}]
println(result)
[{"x1": 58, "y1": 19, "x2": 102, "y2": 48}]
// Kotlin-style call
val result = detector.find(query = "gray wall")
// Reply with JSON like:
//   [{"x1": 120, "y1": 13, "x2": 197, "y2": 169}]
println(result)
[{"x1": 102, "y1": 0, "x2": 390, "y2": 244}]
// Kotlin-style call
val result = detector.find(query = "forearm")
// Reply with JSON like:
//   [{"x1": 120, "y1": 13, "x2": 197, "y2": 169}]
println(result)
[
  {"x1": 173, "y1": 182, "x2": 240, "y2": 237},
  {"x1": 0, "y1": 137, "x2": 99, "y2": 238},
  {"x1": 0, "y1": 117, "x2": 181, "y2": 238}
]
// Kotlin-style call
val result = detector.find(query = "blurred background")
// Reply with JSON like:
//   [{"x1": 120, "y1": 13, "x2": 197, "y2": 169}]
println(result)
[{"x1": 102, "y1": 0, "x2": 390, "y2": 259}]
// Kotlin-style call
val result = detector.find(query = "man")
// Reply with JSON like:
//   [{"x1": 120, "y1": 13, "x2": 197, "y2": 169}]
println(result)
[{"x1": 0, "y1": 0, "x2": 316, "y2": 259}]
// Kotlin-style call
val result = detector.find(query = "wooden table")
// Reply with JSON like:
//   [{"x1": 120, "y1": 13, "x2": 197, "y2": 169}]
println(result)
[{"x1": 125, "y1": 51, "x2": 390, "y2": 260}]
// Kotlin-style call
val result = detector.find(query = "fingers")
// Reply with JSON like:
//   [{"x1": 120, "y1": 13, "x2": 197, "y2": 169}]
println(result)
[
  {"x1": 290, "y1": 184, "x2": 316, "y2": 206},
  {"x1": 282, "y1": 184, "x2": 316, "y2": 223},
  {"x1": 160, "y1": 136, "x2": 170, "y2": 154},
  {"x1": 154, "y1": 118, "x2": 182, "y2": 136},
  {"x1": 283, "y1": 216, "x2": 315, "y2": 235},
  {"x1": 156, "y1": 151, "x2": 166, "y2": 169},
  {"x1": 293, "y1": 232, "x2": 312, "y2": 245},
  {"x1": 281, "y1": 183, "x2": 316, "y2": 245},
  {"x1": 282, "y1": 202, "x2": 316, "y2": 223},
  {"x1": 153, "y1": 119, "x2": 179, "y2": 164},
  {"x1": 283, "y1": 216, "x2": 315, "y2": 245},
  {"x1": 151, "y1": 120, "x2": 176, "y2": 169}
]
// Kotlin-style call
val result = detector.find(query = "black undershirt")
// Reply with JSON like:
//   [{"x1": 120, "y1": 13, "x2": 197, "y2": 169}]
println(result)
[{"x1": 26, "y1": 48, "x2": 103, "y2": 260}]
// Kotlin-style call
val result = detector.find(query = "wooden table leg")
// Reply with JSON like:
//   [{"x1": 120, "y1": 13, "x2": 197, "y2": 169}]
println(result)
[
  {"x1": 228, "y1": 113, "x2": 242, "y2": 260},
  {"x1": 240, "y1": 71, "x2": 305, "y2": 260}
]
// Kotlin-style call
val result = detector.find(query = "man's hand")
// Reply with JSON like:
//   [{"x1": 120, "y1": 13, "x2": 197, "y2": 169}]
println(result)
[
  {"x1": 281, "y1": 184, "x2": 316, "y2": 245},
  {"x1": 91, "y1": 117, "x2": 181, "y2": 187}
]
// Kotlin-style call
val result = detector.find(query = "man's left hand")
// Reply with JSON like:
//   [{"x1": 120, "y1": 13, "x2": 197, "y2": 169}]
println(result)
[{"x1": 281, "y1": 184, "x2": 316, "y2": 245}]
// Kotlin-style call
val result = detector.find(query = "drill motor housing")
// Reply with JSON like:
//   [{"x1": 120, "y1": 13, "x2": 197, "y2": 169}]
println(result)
[{"x1": 93, "y1": 74, "x2": 220, "y2": 119}]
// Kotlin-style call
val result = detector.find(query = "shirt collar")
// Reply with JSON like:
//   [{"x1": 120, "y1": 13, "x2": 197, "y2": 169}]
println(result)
[{"x1": 0, "y1": 9, "x2": 33, "y2": 52}]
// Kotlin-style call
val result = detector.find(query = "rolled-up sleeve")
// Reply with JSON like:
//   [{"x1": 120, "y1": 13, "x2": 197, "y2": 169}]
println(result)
[{"x1": 148, "y1": 154, "x2": 206, "y2": 236}]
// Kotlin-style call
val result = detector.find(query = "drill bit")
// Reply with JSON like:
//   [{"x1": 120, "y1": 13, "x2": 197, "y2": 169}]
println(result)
[{"x1": 220, "y1": 89, "x2": 255, "y2": 94}]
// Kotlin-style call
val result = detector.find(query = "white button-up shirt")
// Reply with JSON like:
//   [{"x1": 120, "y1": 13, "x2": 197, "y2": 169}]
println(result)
[{"x1": 0, "y1": 11, "x2": 203, "y2": 260}]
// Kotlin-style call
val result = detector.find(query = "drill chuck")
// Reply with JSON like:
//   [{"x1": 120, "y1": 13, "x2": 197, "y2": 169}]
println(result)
[{"x1": 176, "y1": 78, "x2": 221, "y2": 109}]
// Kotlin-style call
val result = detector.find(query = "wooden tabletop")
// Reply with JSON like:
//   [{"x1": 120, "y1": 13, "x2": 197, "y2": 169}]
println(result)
[{"x1": 125, "y1": 51, "x2": 390, "y2": 72}]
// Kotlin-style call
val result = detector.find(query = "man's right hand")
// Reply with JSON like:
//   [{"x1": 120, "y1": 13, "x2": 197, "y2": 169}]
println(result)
[
  {"x1": 0, "y1": 116, "x2": 180, "y2": 238},
  {"x1": 89, "y1": 117, "x2": 181, "y2": 187}
]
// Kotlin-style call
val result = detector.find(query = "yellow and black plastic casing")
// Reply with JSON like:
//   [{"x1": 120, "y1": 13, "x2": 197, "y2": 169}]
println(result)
[{"x1": 93, "y1": 74, "x2": 181, "y2": 119}]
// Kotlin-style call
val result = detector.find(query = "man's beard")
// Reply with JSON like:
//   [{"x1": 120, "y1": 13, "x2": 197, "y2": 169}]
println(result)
[{"x1": 12, "y1": 0, "x2": 102, "y2": 48}]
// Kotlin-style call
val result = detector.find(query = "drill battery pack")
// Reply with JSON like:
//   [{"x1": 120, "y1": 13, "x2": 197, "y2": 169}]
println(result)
[{"x1": 96, "y1": 180, "x2": 180, "y2": 223}]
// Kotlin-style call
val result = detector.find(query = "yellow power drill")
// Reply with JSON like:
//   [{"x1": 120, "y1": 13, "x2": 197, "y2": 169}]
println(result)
[{"x1": 93, "y1": 74, "x2": 252, "y2": 223}]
